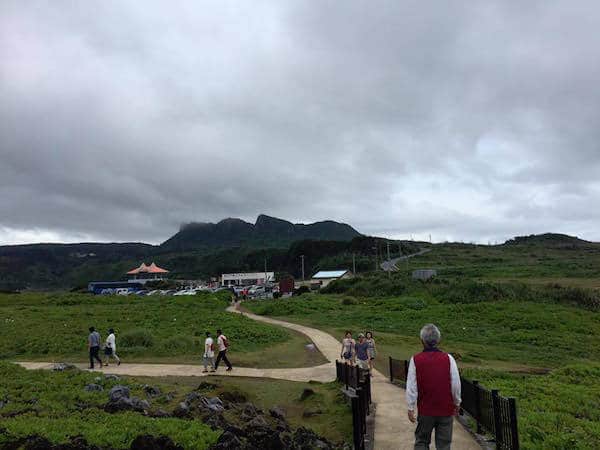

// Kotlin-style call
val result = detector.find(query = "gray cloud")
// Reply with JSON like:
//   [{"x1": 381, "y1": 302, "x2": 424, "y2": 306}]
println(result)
[{"x1": 1, "y1": 0, "x2": 600, "y2": 245}]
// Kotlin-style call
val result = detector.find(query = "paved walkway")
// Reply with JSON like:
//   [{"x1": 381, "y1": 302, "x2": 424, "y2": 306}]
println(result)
[
  {"x1": 18, "y1": 303, "x2": 480, "y2": 449},
  {"x1": 228, "y1": 306, "x2": 480, "y2": 450}
]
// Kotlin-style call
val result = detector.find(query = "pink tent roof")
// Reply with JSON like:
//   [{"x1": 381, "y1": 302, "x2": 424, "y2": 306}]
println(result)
[{"x1": 127, "y1": 262, "x2": 169, "y2": 274}]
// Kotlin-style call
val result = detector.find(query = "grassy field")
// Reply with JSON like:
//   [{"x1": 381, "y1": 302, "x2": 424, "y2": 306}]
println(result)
[
  {"x1": 0, "y1": 291, "x2": 326, "y2": 368},
  {"x1": 245, "y1": 253, "x2": 600, "y2": 449},
  {"x1": 0, "y1": 362, "x2": 351, "y2": 448}
]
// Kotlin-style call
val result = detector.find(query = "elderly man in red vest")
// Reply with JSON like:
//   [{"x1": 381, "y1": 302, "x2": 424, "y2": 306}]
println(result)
[{"x1": 406, "y1": 324, "x2": 461, "y2": 450}]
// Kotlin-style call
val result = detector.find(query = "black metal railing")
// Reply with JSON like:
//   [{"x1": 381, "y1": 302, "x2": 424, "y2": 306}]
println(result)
[
  {"x1": 335, "y1": 361, "x2": 372, "y2": 450},
  {"x1": 388, "y1": 357, "x2": 519, "y2": 450}
]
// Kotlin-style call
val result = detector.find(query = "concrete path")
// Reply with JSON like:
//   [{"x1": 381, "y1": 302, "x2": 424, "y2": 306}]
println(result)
[
  {"x1": 18, "y1": 303, "x2": 480, "y2": 449},
  {"x1": 228, "y1": 305, "x2": 480, "y2": 450}
]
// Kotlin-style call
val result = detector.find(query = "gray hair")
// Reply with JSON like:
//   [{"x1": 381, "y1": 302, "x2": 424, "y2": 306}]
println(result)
[{"x1": 420, "y1": 324, "x2": 441, "y2": 347}]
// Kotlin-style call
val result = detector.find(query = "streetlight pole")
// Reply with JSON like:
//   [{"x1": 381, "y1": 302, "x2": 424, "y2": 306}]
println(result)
[{"x1": 300, "y1": 255, "x2": 305, "y2": 281}]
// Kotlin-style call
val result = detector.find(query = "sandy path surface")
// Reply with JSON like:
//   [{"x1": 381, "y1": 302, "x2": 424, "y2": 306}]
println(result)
[{"x1": 18, "y1": 303, "x2": 480, "y2": 449}]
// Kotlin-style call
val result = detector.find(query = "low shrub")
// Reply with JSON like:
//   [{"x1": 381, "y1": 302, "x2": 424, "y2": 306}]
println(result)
[{"x1": 120, "y1": 329, "x2": 154, "y2": 348}]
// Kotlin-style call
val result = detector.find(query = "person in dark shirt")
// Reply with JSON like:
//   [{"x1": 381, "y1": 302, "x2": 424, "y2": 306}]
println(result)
[
  {"x1": 354, "y1": 333, "x2": 370, "y2": 370},
  {"x1": 88, "y1": 327, "x2": 102, "y2": 369}
]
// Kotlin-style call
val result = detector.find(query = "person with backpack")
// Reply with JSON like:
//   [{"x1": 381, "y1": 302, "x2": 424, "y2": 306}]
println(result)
[
  {"x1": 202, "y1": 331, "x2": 216, "y2": 373},
  {"x1": 214, "y1": 329, "x2": 232, "y2": 371},
  {"x1": 103, "y1": 328, "x2": 121, "y2": 366}
]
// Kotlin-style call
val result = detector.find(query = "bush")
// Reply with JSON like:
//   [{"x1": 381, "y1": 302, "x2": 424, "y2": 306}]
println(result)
[
  {"x1": 341, "y1": 297, "x2": 357, "y2": 305},
  {"x1": 120, "y1": 329, "x2": 154, "y2": 348},
  {"x1": 160, "y1": 335, "x2": 195, "y2": 352}
]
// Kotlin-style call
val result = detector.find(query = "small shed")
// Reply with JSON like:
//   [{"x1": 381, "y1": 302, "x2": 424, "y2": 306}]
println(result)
[
  {"x1": 311, "y1": 270, "x2": 352, "y2": 288},
  {"x1": 412, "y1": 269, "x2": 437, "y2": 280}
]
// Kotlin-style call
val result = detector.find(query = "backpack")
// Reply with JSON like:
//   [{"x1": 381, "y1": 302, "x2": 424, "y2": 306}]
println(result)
[
  {"x1": 210, "y1": 342, "x2": 215, "y2": 352},
  {"x1": 222, "y1": 336, "x2": 229, "y2": 348}
]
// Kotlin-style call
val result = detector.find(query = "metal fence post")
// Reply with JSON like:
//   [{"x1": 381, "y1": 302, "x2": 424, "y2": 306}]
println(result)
[
  {"x1": 492, "y1": 389, "x2": 503, "y2": 448},
  {"x1": 389, "y1": 356, "x2": 393, "y2": 382},
  {"x1": 509, "y1": 397, "x2": 519, "y2": 450},
  {"x1": 473, "y1": 380, "x2": 482, "y2": 434}
]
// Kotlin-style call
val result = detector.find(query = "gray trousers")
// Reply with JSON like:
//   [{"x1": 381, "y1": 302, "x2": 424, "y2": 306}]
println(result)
[{"x1": 414, "y1": 416, "x2": 453, "y2": 450}]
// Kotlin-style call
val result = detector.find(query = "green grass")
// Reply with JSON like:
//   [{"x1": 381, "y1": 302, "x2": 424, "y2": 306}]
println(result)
[
  {"x1": 0, "y1": 291, "x2": 326, "y2": 368},
  {"x1": 139, "y1": 375, "x2": 352, "y2": 444},
  {"x1": 0, "y1": 362, "x2": 220, "y2": 449},
  {"x1": 0, "y1": 362, "x2": 351, "y2": 448},
  {"x1": 462, "y1": 364, "x2": 600, "y2": 450},
  {"x1": 245, "y1": 277, "x2": 600, "y2": 450}
]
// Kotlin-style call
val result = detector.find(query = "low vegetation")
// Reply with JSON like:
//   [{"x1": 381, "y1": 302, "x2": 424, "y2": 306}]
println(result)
[
  {"x1": 0, "y1": 291, "x2": 326, "y2": 368},
  {"x1": 247, "y1": 269, "x2": 600, "y2": 449},
  {"x1": 0, "y1": 362, "x2": 351, "y2": 448}
]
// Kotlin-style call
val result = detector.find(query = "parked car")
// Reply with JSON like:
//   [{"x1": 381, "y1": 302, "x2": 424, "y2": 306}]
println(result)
[
  {"x1": 160, "y1": 290, "x2": 176, "y2": 295},
  {"x1": 146, "y1": 290, "x2": 161, "y2": 296},
  {"x1": 248, "y1": 285, "x2": 265, "y2": 296},
  {"x1": 135, "y1": 290, "x2": 148, "y2": 296},
  {"x1": 174, "y1": 289, "x2": 197, "y2": 296}
]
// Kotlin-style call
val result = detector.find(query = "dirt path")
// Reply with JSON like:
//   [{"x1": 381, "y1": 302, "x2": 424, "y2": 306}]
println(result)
[{"x1": 18, "y1": 303, "x2": 480, "y2": 449}]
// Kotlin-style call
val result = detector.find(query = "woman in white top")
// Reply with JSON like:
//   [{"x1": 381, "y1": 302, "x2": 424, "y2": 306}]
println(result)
[
  {"x1": 340, "y1": 330, "x2": 355, "y2": 365},
  {"x1": 203, "y1": 331, "x2": 216, "y2": 373},
  {"x1": 104, "y1": 328, "x2": 121, "y2": 366}
]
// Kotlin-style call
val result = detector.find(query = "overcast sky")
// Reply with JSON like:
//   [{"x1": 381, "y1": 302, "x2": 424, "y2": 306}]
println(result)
[{"x1": 1, "y1": 1, "x2": 600, "y2": 245}]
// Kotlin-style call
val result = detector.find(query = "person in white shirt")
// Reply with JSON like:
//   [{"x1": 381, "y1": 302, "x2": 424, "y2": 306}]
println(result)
[
  {"x1": 103, "y1": 328, "x2": 121, "y2": 366},
  {"x1": 202, "y1": 331, "x2": 215, "y2": 373},
  {"x1": 406, "y1": 324, "x2": 461, "y2": 450},
  {"x1": 214, "y1": 329, "x2": 232, "y2": 371}
]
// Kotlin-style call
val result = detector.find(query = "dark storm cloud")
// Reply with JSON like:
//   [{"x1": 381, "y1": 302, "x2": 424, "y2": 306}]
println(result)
[{"x1": 1, "y1": 0, "x2": 600, "y2": 245}]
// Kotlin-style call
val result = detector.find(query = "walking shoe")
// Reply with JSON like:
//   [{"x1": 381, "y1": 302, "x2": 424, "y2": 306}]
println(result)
[
  {"x1": 226, "y1": 367, "x2": 232, "y2": 371},
  {"x1": 202, "y1": 370, "x2": 208, "y2": 373},
  {"x1": 117, "y1": 361, "x2": 121, "y2": 366},
  {"x1": 210, "y1": 369, "x2": 216, "y2": 372}
]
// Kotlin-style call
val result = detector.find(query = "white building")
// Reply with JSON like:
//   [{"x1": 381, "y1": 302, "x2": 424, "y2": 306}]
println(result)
[
  {"x1": 221, "y1": 272, "x2": 275, "y2": 286},
  {"x1": 311, "y1": 270, "x2": 352, "y2": 288}
]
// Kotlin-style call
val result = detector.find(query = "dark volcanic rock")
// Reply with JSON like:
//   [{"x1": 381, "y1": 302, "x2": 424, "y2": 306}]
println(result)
[
  {"x1": 104, "y1": 374, "x2": 120, "y2": 381},
  {"x1": 209, "y1": 431, "x2": 245, "y2": 450},
  {"x1": 269, "y1": 406, "x2": 286, "y2": 420},
  {"x1": 219, "y1": 389, "x2": 247, "y2": 404},
  {"x1": 142, "y1": 385, "x2": 161, "y2": 398},
  {"x1": 291, "y1": 427, "x2": 333, "y2": 449},
  {"x1": 201, "y1": 412, "x2": 230, "y2": 430},
  {"x1": 299, "y1": 388, "x2": 315, "y2": 401},
  {"x1": 150, "y1": 409, "x2": 171, "y2": 418},
  {"x1": 109, "y1": 385, "x2": 130, "y2": 402},
  {"x1": 240, "y1": 402, "x2": 261, "y2": 421},
  {"x1": 172, "y1": 402, "x2": 190, "y2": 418},
  {"x1": 130, "y1": 435, "x2": 183, "y2": 450},
  {"x1": 105, "y1": 395, "x2": 149, "y2": 413},
  {"x1": 198, "y1": 381, "x2": 219, "y2": 391},
  {"x1": 302, "y1": 408, "x2": 323, "y2": 418},
  {"x1": 52, "y1": 363, "x2": 76, "y2": 371},
  {"x1": 84, "y1": 383, "x2": 103, "y2": 392}
]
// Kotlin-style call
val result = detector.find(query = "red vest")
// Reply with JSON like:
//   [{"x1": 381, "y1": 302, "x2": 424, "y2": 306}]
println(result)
[{"x1": 413, "y1": 350, "x2": 455, "y2": 416}]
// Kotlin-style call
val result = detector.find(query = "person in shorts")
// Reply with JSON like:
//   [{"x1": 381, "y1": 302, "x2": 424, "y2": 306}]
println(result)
[
  {"x1": 203, "y1": 331, "x2": 215, "y2": 373},
  {"x1": 103, "y1": 328, "x2": 121, "y2": 366},
  {"x1": 340, "y1": 330, "x2": 355, "y2": 365},
  {"x1": 365, "y1": 331, "x2": 376, "y2": 370}
]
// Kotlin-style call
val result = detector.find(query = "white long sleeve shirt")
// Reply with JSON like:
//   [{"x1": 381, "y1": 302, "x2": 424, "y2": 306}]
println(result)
[{"x1": 406, "y1": 353, "x2": 461, "y2": 411}]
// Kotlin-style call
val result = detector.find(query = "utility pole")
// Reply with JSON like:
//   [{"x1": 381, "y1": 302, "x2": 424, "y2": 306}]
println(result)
[
  {"x1": 352, "y1": 253, "x2": 356, "y2": 275},
  {"x1": 386, "y1": 241, "x2": 391, "y2": 278},
  {"x1": 300, "y1": 255, "x2": 305, "y2": 281},
  {"x1": 264, "y1": 255, "x2": 268, "y2": 286}
]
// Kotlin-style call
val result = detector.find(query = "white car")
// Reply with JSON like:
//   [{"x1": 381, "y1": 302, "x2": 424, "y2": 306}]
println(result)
[
  {"x1": 174, "y1": 289, "x2": 197, "y2": 296},
  {"x1": 146, "y1": 290, "x2": 161, "y2": 296},
  {"x1": 248, "y1": 285, "x2": 265, "y2": 296}
]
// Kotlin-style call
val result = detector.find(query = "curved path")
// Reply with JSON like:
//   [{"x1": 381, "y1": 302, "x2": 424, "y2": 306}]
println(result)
[{"x1": 18, "y1": 303, "x2": 480, "y2": 449}]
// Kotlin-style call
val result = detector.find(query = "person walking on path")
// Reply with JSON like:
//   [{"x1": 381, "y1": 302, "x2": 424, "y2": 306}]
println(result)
[
  {"x1": 365, "y1": 331, "x2": 377, "y2": 370},
  {"x1": 103, "y1": 328, "x2": 121, "y2": 366},
  {"x1": 406, "y1": 323, "x2": 461, "y2": 450},
  {"x1": 88, "y1": 327, "x2": 102, "y2": 369},
  {"x1": 214, "y1": 329, "x2": 232, "y2": 371},
  {"x1": 355, "y1": 333, "x2": 370, "y2": 370},
  {"x1": 203, "y1": 331, "x2": 216, "y2": 373},
  {"x1": 340, "y1": 331, "x2": 355, "y2": 365}
]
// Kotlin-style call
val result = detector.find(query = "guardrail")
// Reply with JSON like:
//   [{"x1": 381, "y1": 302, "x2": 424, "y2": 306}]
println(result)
[
  {"x1": 335, "y1": 361, "x2": 372, "y2": 450},
  {"x1": 388, "y1": 356, "x2": 519, "y2": 450}
]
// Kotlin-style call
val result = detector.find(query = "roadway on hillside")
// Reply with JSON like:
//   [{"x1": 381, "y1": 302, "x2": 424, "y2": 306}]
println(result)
[
  {"x1": 18, "y1": 301, "x2": 480, "y2": 450},
  {"x1": 381, "y1": 247, "x2": 432, "y2": 272}
]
